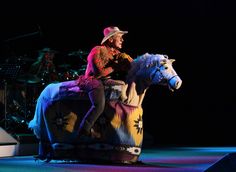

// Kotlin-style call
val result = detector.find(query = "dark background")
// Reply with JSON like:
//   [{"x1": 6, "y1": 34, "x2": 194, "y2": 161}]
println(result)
[{"x1": 0, "y1": 0, "x2": 235, "y2": 146}]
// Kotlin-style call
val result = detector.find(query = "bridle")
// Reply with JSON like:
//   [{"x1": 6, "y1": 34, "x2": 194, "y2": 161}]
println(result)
[{"x1": 150, "y1": 61, "x2": 178, "y2": 87}]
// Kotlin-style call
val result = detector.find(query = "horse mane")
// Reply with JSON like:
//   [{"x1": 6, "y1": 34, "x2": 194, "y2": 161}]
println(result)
[{"x1": 127, "y1": 53, "x2": 163, "y2": 83}]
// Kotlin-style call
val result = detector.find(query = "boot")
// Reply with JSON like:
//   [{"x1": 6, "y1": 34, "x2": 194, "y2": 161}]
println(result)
[
  {"x1": 90, "y1": 128, "x2": 101, "y2": 139},
  {"x1": 78, "y1": 127, "x2": 101, "y2": 139}
]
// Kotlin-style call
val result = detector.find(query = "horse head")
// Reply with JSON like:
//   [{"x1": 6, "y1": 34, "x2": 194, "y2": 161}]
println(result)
[{"x1": 127, "y1": 53, "x2": 182, "y2": 93}]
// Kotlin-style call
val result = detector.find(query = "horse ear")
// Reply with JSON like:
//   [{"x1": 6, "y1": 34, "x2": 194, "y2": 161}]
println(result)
[
  {"x1": 144, "y1": 52, "x2": 150, "y2": 57},
  {"x1": 160, "y1": 60, "x2": 165, "y2": 65},
  {"x1": 170, "y1": 59, "x2": 175, "y2": 63},
  {"x1": 160, "y1": 58, "x2": 167, "y2": 65},
  {"x1": 163, "y1": 55, "x2": 169, "y2": 59}
]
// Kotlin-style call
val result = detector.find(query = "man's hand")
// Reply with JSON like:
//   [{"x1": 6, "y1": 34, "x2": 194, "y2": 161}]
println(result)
[{"x1": 116, "y1": 53, "x2": 133, "y2": 62}]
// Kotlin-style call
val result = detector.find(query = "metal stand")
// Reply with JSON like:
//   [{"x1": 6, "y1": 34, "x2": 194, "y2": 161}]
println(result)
[
  {"x1": 4, "y1": 80, "x2": 7, "y2": 129},
  {"x1": 0, "y1": 64, "x2": 21, "y2": 130},
  {"x1": 3, "y1": 80, "x2": 7, "y2": 129}
]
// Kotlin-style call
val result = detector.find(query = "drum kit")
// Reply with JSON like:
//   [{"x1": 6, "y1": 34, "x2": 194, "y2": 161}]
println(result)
[{"x1": 0, "y1": 50, "x2": 87, "y2": 133}]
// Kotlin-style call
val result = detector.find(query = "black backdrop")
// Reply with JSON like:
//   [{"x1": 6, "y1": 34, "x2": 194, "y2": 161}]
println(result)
[{"x1": 0, "y1": 0, "x2": 235, "y2": 146}]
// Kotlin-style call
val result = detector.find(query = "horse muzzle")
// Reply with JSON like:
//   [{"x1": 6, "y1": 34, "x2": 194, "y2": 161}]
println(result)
[{"x1": 168, "y1": 75, "x2": 182, "y2": 91}]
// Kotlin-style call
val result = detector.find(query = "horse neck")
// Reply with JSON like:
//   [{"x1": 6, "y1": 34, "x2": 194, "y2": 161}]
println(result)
[{"x1": 121, "y1": 82, "x2": 147, "y2": 107}]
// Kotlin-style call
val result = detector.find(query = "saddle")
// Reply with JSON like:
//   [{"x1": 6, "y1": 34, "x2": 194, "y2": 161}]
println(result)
[
  {"x1": 103, "y1": 79, "x2": 126, "y2": 101},
  {"x1": 58, "y1": 78, "x2": 126, "y2": 101}
]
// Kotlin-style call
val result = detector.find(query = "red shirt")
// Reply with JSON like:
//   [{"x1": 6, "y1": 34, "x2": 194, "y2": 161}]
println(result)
[{"x1": 85, "y1": 45, "x2": 120, "y2": 79}]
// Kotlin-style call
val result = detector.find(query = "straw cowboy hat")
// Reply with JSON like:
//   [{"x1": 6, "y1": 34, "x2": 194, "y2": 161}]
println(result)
[{"x1": 101, "y1": 26, "x2": 128, "y2": 45}]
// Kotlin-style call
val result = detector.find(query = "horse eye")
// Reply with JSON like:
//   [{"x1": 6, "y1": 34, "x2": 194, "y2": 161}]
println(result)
[{"x1": 161, "y1": 65, "x2": 168, "y2": 70}]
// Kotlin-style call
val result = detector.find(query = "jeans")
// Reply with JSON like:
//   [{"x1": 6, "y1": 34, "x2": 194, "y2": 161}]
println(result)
[{"x1": 79, "y1": 80, "x2": 105, "y2": 133}]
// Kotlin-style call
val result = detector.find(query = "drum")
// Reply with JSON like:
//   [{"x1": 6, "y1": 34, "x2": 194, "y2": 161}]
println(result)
[
  {"x1": 58, "y1": 70, "x2": 80, "y2": 82},
  {"x1": 39, "y1": 71, "x2": 59, "y2": 85},
  {"x1": 8, "y1": 80, "x2": 45, "y2": 120}
]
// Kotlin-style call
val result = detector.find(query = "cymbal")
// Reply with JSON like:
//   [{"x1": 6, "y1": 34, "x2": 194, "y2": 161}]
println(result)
[
  {"x1": 17, "y1": 74, "x2": 41, "y2": 84},
  {"x1": 68, "y1": 50, "x2": 88, "y2": 56},
  {"x1": 17, "y1": 57, "x2": 35, "y2": 62}
]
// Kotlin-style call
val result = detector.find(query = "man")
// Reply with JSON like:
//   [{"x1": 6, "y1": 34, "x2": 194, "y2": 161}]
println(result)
[
  {"x1": 78, "y1": 26, "x2": 133, "y2": 138},
  {"x1": 29, "y1": 47, "x2": 58, "y2": 84}
]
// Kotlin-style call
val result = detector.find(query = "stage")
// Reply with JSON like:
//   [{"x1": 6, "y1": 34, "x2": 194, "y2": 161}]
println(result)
[
  {"x1": 0, "y1": 147, "x2": 235, "y2": 172},
  {"x1": 0, "y1": 1, "x2": 235, "y2": 172}
]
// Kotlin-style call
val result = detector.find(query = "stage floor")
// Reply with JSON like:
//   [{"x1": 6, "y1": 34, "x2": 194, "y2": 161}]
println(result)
[{"x1": 0, "y1": 147, "x2": 235, "y2": 172}]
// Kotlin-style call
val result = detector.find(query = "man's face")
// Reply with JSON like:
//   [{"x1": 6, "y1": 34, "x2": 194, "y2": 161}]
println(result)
[
  {"x1": 45, "y1": 52, "x2": 55, "y2": 61},
  {"x1": 109, "y1": 33, "x2": 124, "y2": 49}
]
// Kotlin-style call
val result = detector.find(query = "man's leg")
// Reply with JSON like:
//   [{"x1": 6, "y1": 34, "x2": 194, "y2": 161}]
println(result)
[{"x1": 79, "y1": 82, "x2": 105, "y2": 136}]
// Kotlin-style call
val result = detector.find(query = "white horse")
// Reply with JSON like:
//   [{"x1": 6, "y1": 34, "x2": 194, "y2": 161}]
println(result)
[{"x1": 29, "y1": 53, "x2": 182, "y2": 163}]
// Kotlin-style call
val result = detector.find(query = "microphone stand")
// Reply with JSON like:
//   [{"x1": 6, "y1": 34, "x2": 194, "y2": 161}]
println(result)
[
  {"x1": 3, "y1": 31, "x2": 40, "y2": 42},
  {"x1": 4, "y1": 80, "x2": 7, "y2": 130}
]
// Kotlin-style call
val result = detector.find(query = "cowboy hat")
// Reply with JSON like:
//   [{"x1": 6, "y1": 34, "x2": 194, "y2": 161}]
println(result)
[{"x1": 101, "y1": 26, "x2": 128, "y2": 45}]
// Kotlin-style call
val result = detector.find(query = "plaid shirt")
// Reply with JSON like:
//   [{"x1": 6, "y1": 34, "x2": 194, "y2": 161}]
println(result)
[{"x1": 85, "y1": 45, "x2": 120, "y2": 79}]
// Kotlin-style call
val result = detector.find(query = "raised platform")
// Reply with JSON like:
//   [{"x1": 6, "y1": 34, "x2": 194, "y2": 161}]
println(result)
[
  {"x1": 0, "y1": 127, "x2": 18, "y2": 157},
  {"x1": 0, "y1": 127, "x2": 38, "y2": 157}
]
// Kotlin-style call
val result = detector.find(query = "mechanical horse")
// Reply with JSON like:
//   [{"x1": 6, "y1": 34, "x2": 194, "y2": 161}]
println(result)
[{"x1": 28, "y1": 53, "x2": 182, "y2": 163}]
